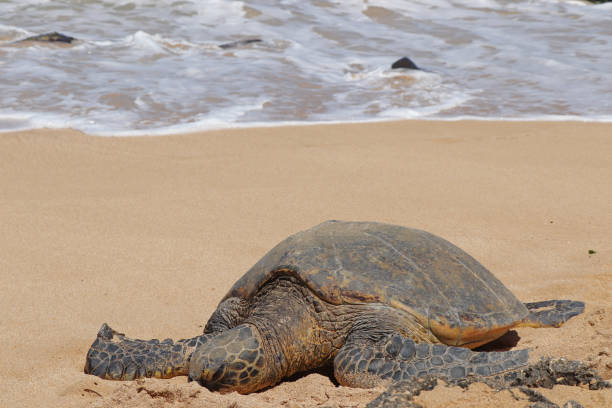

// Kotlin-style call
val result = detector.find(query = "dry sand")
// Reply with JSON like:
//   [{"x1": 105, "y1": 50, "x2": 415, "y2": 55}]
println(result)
[{"x1": 1, "y1": 120, "x2": 611, "y2": 408}]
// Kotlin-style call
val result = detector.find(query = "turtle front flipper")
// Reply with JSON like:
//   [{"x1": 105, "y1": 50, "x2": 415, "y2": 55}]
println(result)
[
  {"x1": 84, "y1": 323, "x2": 213, "y2": 380},
  {"x1": 333, "y1": 333, "x2": 529, "y2": 388},
  {"x1": 520, "y1": 300, "x2": 585, "y2": 328}
]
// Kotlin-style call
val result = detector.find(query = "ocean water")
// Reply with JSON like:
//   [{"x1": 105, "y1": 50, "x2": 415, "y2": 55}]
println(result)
[{"x1": 0, "y1": 0, "x2": 611, "y2": 135}]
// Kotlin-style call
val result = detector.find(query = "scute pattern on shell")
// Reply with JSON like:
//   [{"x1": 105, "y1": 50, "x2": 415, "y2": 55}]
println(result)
[{"x1": 224, "y1": 221, "x2": 528, "y2": 344}]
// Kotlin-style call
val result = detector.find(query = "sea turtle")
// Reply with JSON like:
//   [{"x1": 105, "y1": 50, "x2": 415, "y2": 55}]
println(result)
[{"x1": 84, "y1": 220, "x2": 584, "y2": 394}]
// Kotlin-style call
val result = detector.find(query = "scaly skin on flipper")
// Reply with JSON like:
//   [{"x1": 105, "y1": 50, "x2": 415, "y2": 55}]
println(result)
[
  {"x1": 84, "y1": 324, "x2": 213, "y2": 380},
  {"x1": 334, "y1": 334, "x2": 529, "y2": 388}
]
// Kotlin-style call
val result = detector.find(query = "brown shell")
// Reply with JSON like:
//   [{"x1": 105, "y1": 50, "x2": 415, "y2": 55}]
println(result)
[{"x1": 223, "y1": 221, "x2": 528, "y2": 346}]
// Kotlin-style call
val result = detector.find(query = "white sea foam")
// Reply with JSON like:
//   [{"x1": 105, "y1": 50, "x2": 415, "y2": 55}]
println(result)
[{"x1": 0, "y1": 0, "x2": 611, "y2": 135}]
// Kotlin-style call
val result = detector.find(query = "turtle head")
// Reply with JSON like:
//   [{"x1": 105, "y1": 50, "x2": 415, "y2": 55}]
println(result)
[{"x1": 188, "y1": 324, "x2": 271, "y2": 394}]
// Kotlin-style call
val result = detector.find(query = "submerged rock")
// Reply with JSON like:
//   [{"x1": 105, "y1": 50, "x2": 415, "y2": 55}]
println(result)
[
  {"x1": 391, "y1": 57, "x2": 419, "y2": 70},
  {"x1": 218, "y1": 38, "x2": 262, "y2": 49},
  {"x1": 20, "y1": 32, "x2": 76, "y2": 44}
]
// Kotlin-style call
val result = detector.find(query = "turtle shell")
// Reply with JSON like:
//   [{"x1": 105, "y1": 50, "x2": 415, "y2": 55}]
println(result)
[{"x1": 223, "y1": 220, "x2": 529, "y2": 347}]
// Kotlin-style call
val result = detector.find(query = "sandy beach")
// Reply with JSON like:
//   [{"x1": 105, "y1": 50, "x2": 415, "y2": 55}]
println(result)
[{"x1": 1, "y1": 120, "x2": 611, "y2": 408}]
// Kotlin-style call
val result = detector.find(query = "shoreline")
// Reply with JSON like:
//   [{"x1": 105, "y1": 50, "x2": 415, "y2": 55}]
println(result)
[
  {"x1": 1, "y1": 120, "x2": 611, "y2": 408},
  {"x1": 3, "y1": 116, "x2": 612, "y2": 137}
]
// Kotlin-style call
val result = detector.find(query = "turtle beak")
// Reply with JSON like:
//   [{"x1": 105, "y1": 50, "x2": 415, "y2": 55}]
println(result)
[
  {"x1": 187, "y1": 372, "x2": 200, "y2": 384},
  {"x1": 188, "y1": 344, "x2": 226, "y2": 390},
  {"x1": 188, "y1": 346, "x2": 207, "y2": 384},
  {"x1": 188, "y1": 358, "x2": 226, "y2": 390}
]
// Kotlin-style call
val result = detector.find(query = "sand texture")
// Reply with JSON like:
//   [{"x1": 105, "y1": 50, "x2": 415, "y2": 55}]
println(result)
[{"x1": 1, "y1": 121, "x2": 611, "y2": 408}]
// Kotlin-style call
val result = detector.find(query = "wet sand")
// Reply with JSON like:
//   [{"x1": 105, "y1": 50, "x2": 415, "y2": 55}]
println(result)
[{"x1": 1, "y1": 120, "x2": 610, "y2": 407}]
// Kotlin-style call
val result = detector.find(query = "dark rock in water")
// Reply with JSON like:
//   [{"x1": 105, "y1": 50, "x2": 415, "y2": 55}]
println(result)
[
  {"x1": 21, "y1": 32, "x2": 76, "y2": 44},
  {"x1": 391, "y1": 57, "x2": 419, "y2": 70},
  {"x1": 218, "y1": 38, "x2": 262, "y2": 49}
]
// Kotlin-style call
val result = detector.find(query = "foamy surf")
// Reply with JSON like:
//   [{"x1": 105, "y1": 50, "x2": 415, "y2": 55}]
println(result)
[{"x1": 1, "y1": 0, "x2": 611, "y2": 135}]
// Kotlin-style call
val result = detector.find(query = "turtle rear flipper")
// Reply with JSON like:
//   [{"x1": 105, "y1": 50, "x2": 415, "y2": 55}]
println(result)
[
  {"x1": 519, "y1": 300, "x2": 585, "y2": 328},
  {"x1": 333, "y1": 333, "x2": 529, "y2": 388},
  {"x1": 84, "y1": 323, "x2": 212, "y2": 380}
]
